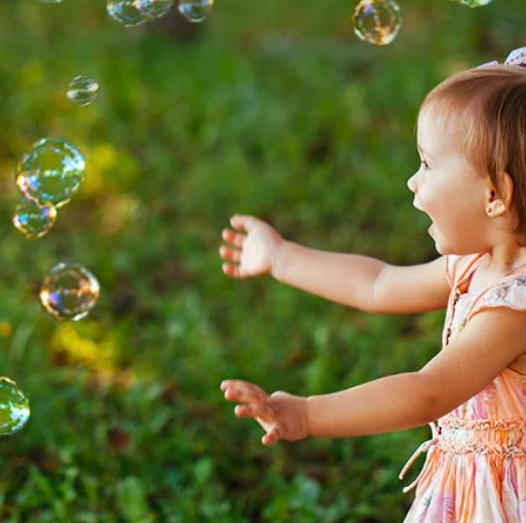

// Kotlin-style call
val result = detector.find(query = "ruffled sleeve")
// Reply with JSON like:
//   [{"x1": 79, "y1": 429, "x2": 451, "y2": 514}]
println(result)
[{"x1": 473, "y1": 276, "x2": 526, "y2": 315}]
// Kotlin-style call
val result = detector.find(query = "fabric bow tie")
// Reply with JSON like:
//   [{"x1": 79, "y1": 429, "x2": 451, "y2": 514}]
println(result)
[{"x1": 479, "y1": 46, "x2": 526, "y2": 67}]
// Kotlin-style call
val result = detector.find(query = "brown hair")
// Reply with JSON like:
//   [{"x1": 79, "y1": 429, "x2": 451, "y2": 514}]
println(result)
[{"x1": 420, "y1": 65, "x2": 526, "y2": 237}]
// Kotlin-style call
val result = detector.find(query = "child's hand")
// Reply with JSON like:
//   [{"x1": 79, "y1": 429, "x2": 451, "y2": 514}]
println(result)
[
  {"x1": 219, "y1": 214, "x2": 284, "y2": 278},
  {"x1": 220, "y1": 379, "x2": 309, "y2": 445}
]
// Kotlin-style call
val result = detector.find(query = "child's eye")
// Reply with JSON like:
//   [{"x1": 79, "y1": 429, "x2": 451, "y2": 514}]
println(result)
[{"x1": 420, "y1": 160, "x2": 430, "y2": 171}]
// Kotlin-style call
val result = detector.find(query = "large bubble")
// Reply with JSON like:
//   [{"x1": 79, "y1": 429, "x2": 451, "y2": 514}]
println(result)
[
  {"x1": 178, "y1": 0, "x2": 214, "y2": 22},
  {"x1": 39, "y1": 263, "x2": 100, "y2": 321},
  {"x1": 0, "y1": 377, "x2": 30, "y2": 436},
  {"x1": 12, "y1": 198, "x2": 57, "y2": 239},
  {"x1": 66, "y1": 76, "x2": 100, "y2": 107},
  {"x1": 107, "y1": 0, "x2": 173, "y2": 26},
  {"x1": 16, "y1": 138, "x2": 86, "y2": 209},
  {"x1": 352, "y1": 0, "x2": 402, "y2": 46}
]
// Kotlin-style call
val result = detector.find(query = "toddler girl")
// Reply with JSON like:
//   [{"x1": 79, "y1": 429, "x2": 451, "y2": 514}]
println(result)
[{"x1": 219, "y1": 47, "x2": 526, "y2": 522}]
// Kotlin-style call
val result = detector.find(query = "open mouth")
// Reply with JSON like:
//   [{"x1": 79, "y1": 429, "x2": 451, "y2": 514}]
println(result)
[{"x1": 412, "y1": 199, "x2": 434, "y2": 234}]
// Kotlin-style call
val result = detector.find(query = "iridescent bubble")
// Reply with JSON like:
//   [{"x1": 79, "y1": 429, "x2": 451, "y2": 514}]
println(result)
[
  {"x1": 451, "y1": 0, "x2": 491, "y2": 6},
  {"x1": 40, "y1": 263, "x2": 100, "y2": 321},
  {"x1": 16, "y1": 138, "x2": 86, "y2": 209},
  {"x1": 0, "y1": 377, "x2": 30, "y2": 436},
  {"x1": 12, "y1": 198, "x2": 57, "y2": 240},
  {"x1": 352, "y1": 0, "x2": 402, "y2": 46},
  {"x1": 66, "y1": 76, "x2": 100, "y2": 107},
  {"x1": 107, "y1": 0, "x2": 173, "y2": 26},
  {"x1": 178, "y1": 0, "x2": 214, "y2": 23},
  {"x1": 107, "y1": 0, "x2": 150, "y2": 26}
]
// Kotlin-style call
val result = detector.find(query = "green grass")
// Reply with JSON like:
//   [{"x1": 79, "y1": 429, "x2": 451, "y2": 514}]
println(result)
[{"x1": 0, "y1": 0, "x2": 523, "y2": 520}]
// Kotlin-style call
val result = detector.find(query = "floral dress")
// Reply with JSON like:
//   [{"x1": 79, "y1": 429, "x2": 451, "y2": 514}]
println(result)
[{"x1": 401, "y1": 253, "x2": 526, "y2": 523}]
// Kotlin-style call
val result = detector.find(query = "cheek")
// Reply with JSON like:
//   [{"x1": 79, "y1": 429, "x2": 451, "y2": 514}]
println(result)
[{"x1": 417, "y1": 185, "x2": 442, "y2": 219}]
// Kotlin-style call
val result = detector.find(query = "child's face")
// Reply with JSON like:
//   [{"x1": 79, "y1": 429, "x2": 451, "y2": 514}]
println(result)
[{"x1": 407, "y1": 108, "x2": 491, "y2": 255}]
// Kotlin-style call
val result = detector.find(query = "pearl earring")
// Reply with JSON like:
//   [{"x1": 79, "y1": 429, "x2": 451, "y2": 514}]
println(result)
[{"x1": 486, "y1": 207, "x2": 492, "y2": 214}]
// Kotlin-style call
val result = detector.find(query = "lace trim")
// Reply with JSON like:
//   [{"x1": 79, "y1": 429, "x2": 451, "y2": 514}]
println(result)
[
  {"x1": 439, "y1": 417, "x2": 526, "y2": 431},
  {"x1": 435, "y1": 439, "x2": 526, "y2": 457},
  {"x1": 400, "y1": 419, "x2": 526, "y2": 495}
]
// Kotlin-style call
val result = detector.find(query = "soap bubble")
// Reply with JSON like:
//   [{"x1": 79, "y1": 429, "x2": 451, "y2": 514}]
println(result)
[
  {"x1": 107, "y1": 0, "x2": 173, "y2": 26},
  {"x1": 16, "y1": 138, "x2": 86, "y2": 209},
  {"x1": 36, "y1": 0, "x2": 64, "y2": 3},
  {"x1": 107, "y1": 0, "x2": 150, "y2": 26},
  {"x1": 178, "y1": 0, "x2": 214, "y2": 22},
  {"x1": 451, "y1": 0, "x2": 491, "y2": 6},
  {"x1": 352, "y1": 0, "x2": 402, "y2": 46},
  {"x1": 12, "y1": 198, "x2": 57, "y2": 239},
  {"x1": 0, "y1": 377, "x2": 30, "y2": 436},
  {"x1": 39, "y1": 263, "x2": 100, "y2": 321},
  {"x1": 66, "y1": 76, "x2": 100, "y2": 107}
]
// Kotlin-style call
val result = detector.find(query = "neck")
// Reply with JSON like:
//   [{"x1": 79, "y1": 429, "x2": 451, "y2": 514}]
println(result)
[{"x1": 483, "y1": 242, "x2": 526, "y2": 276}]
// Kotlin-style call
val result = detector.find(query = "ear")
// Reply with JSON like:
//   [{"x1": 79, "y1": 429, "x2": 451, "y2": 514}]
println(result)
[{"x1": 485, "y1": 172, "x2": 514, "y2": 217}]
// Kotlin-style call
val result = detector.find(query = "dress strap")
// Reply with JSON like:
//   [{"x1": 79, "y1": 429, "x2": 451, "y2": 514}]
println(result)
[{"x1": 399, "y1": 422, "x2": 439, "y2": 494}]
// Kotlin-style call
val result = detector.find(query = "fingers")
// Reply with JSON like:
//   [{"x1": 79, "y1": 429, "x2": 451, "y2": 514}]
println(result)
[
  {"x1": 221, "y1": 227, "x2": 245, "y2": 249},
  {"x1": 220, "y1": 224, "x2": 245, "y2": 279},
  {"x1": 219, "y1": 245, "x2": 241, "y2": 264},
  {"x1": 229, "y1": 214, "x2": 261, "y2": 232},
  {"x1": 220, "y1": 380, "x2": 282, "y2": 446},
  {"x1": 221, "y1": 263, "x2": 253, "y2": 279},
  {"x1": 220, "y1": 380, "x2": 268, "y2": 404},
  {"x1": 235, "y1": 404, "x2": 282, "y2": 446},
  {"x1": 219, "y1": 236, "x2": 243, "y2": 278},
  {"x1": 262, "y1": 427, "x2": 281, "y2": 446},
  {"x1": 222, "y1": 262, "x2": 240, "y2": 278},
  {"x1": 234, "y1": 403, "x2": 274, "y2": 421}
]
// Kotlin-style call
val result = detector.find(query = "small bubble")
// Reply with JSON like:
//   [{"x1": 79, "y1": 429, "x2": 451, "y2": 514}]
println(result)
[
  {"x1": 40, "y1": 263, "x2": 100, "y2": 321},
  {"x1": 66, "y1": 76, "x2": 100, "y2": 107},
  {"x1": 352, "y1": 0, "x2": 402, "y2": 46},
  {"x1": 13, "y1": 198, "x2": 57, "y2": 239},
  {"x1": 178, "y1": 0, "x2": 214, "y2": 23},
  {"x1": 450, "y1": 0, "x2": 491, "y2": 6},
  {"x1": 16, "y1": 138, "x2": 86, "y2": 209},
  {"x1": 0, "y1": 377, "x2": 30, "y2": 436}
]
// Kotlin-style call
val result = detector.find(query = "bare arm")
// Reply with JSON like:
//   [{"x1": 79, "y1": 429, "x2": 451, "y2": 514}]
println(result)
[
  {"x1": 220, "y1": 214, "x2": 450, "y2": 314},
  {"x1": 308, "y1": 308, "x2": 526, "y2": 436},
  {"x1": 221, "y1": 307, "x2": 526, "y2": 443}
]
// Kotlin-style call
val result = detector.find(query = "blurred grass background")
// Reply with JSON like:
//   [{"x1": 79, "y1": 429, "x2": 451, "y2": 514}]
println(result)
[{"x1": 0, "y1": 0, "x2": 524, "y2": 521}]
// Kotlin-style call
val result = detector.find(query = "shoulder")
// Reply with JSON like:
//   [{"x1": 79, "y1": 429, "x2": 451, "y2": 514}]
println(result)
[
  {"x1": 420, "y1": 305, "x2": 526, "y2": 418},
  {"x1": 476, "y1": 274, "x2": 526, "y2": 314}
]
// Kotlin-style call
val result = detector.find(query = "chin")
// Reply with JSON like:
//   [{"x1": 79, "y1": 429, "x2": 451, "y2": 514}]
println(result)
[
  {"x1": 431, "y1": 238, "x2": 457, "y2": 256},
  {"x1": 428, "y1": 229, "x2": 445, "y2": 255},
  {"x1": 433, "y1": 244, "x2": 446, "y2": 255},
  {"x1": 435, "y1": 243, "x2": 484, "y2": 256}
]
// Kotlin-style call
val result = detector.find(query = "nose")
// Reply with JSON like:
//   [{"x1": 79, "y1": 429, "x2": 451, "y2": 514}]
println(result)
[{"x1": 407, "y1": 172, "x2": 418, "y2": 194}]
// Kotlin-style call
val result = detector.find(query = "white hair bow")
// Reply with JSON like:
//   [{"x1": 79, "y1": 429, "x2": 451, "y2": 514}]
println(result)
[{"x1": 479, "y1": 46, "x2": 526, "y2": 67}]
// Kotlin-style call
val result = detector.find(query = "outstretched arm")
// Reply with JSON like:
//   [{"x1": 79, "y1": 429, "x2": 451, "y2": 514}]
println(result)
[
  {"x1": 220, "y1": 214, "x2": 450, "y2": 314},
  {"x1": 221, "y1": 307, "x2": 526, "y2": 442}
]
